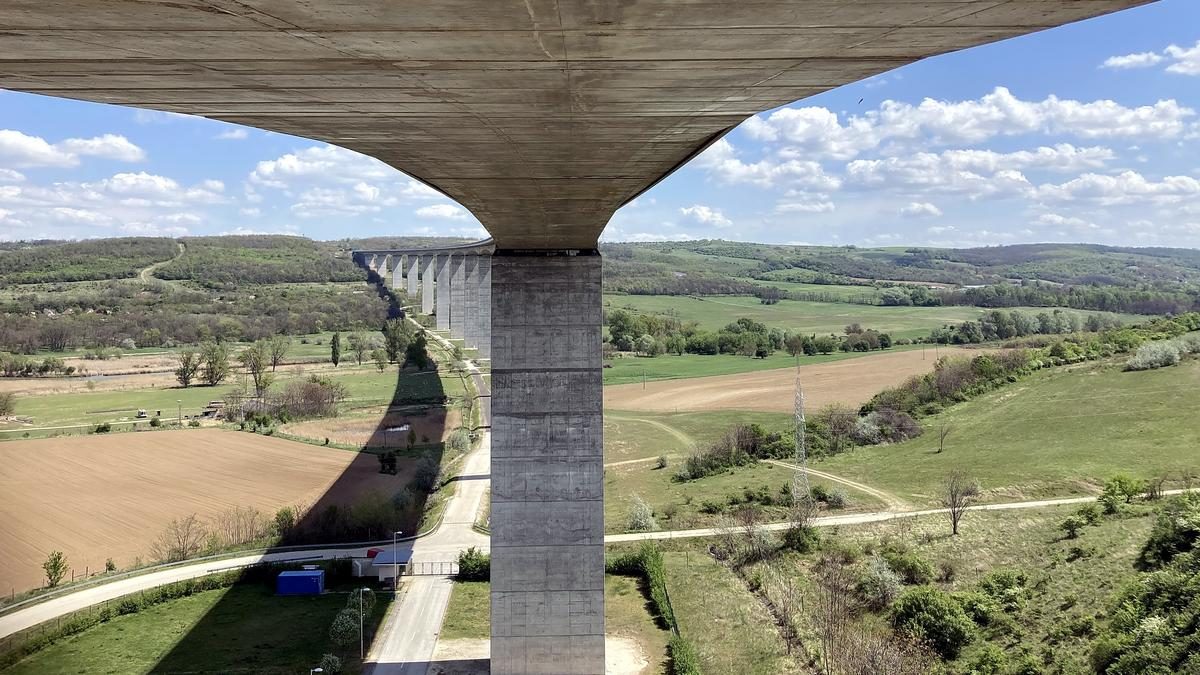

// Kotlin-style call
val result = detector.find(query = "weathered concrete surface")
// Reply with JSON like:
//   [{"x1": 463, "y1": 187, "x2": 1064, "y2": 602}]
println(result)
[
  {"x1": 464, "y1": 255, "x2": 480, "y2": 351},
  {"x1": 391, "y1": 255, "x2": 404, "y2": 290},
  {"x1": 436, "y1": 255, "x2": 451, "y2": 332},
  {"x1": 490, "y1": 252, "x2": 604, "y2": 675},
  {"x1": 475, "y1": 257, "x2": 492, "y2": 360},
  {"x1": 421, "y1": 255, "x2": 436, "y2": 316},
  {"x1": 0, "y1": 1, "x2": 1151, "y2": 248},
  {"x1": 407, "y1": 254, "x2": 419, "y2": 297},
  {"x1": 450, "y1": 255, "x2": 467, "y2": 340}
]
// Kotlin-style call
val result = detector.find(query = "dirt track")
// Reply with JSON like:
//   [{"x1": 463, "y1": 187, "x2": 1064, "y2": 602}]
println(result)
[
  {"x1": 0, "y1": 429, "x2": 397, "y2": 593},
  {"x1": 604, "y1": 347, "x2": 982, "y2": 413}
]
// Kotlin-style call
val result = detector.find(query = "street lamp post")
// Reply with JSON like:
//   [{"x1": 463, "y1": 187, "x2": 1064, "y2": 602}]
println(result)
[
  {"x1": 309, "y1": 668, "x2": 323, "y2": 674},
  {"x1": 358, "y1": 587, "x2": 367, "y2": 659},
  {"x1": 393, "y1": 530, "x2": 403, "y2": 588}
]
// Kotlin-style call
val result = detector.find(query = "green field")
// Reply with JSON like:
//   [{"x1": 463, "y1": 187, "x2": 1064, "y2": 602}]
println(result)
[
  {"x1": 814, "y1": 359, "x2": 1200, "y2": 505},
  {"x1": 602, "y1": 344, "x2": 931, "y2": 386},
  {"x1": 603, "y1": 294, "x2": 1143, "y2": 340},
  {"x1": 3, "y1": 583, "x2": 390, "y2": 674}
]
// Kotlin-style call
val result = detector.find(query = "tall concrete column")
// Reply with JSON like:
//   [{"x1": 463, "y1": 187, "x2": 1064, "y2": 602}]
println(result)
[
  {"x1": 368, "y1": 254, "x2": 378, "y2": 273},
  {"x1": 464, "y1": 255, "x2": 479, "y2": 350},
  {"x1": 407, "y1": 254, "x2": 419, "y2": 296},
  {"x1": 490, "y1": 251, "x2": 604, "y2": 675},
  {"x1": 474, "y1": 255, "x2": 491, "y2": 359},
  {"x1": 391, "y1": 255, "x2": 404, "y2": 290},
  {"x1": 436, "y1": 254, "x2": 451, "y2": 331},
  {"x1": 449, "y1": 255, "x2": 467, "y2": 340},
  {"x1": 421, "y1": 255, "x2": 436, "y2": 315}
]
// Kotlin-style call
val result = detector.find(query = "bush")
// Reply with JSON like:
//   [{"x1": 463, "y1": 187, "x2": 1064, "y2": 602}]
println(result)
[
  {"x1": 1076, "y1": 502, "x2": 1102, "y2": 526},
  {"x1": 781, "y1": 524, "x2": 821, "y2": 553},
  {"x1": 0, "y1": 391, "x2": 16, "y2": 416},
  {"x1": 669, "y1": 635, "x2": 701, "y2": 675},
  {"x1": 149, "y1": 416, "x2": 161, "y2": 428},
  {"x1": 656, "y1": 454, "x2": 669, "y2": 469},
  {"x1": 882, "y1": 550, "x2": 935, "y2": 585},
  {"x1": 94, "y1": 422, "x2": 112, "y2": 433},
  {"x1": 937, "y1": 559, "x2": 958, "y2": 583},
  {"x1": 328, "y1": 608, "x2": 358, "y2": 648},
  {"x1": 318, "y1": 653, "x2": 342, "y2": 674},
  {"x1": 628, "y1": 495, "x2": 657, "y2": 532},
  {"x1": 457, "y1": 546, "x2": 490, "y2": 581},
  {"x1": 858, "y1": 556, "x2": 902, "y2": 610},
  {"x1": 891, "y1": 586, "x2": 976, "y2": 659},
  {"x1": 1137, "y1": 493, "x2": 1200, "y2": 570},
  {"x1": 979, "y1": 569, "x2": 1029, "y2": 612},
  {"x1": 966, "y1": 644, "x2": 1008, "y2": 674},
  {"x1": 1060, "y1": 515, "x2": 1086, "y2": 539},
  {"x1": 825, "y1": 489, "x2": 847, "y2": 509},
  {"x1": 605, "y1": 551, "x2": 644, "y2": 577},
  {"x1": 953, "y1": 590, "x2": 1002, "y2": 627},
  {"x1": 1125, "y1": 340, "x2": 1183, "y2": 371}
]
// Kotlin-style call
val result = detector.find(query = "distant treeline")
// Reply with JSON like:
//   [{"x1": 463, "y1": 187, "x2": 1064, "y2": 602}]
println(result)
[
  {"x1": 0, "y1": 238, "x2": 179, "y2": 285},
  {"x1": 156, "y1": 236, "x2": 363, "y2": 288},
  {"x1": 0, "y1": 282, "x2": 388, "y2": 353}
]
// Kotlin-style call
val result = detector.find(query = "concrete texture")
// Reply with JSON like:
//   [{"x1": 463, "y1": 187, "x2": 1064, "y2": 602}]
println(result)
[
  {"x1": 464, "y1": 255, "x2": 479, "y2": 350},
  {"x1": 490, "y1": 252, "x2": 604, "y2": 675},
  {"x1": 436, "y1": 255, "x2": 451, "y2": 332},
  {"x1": 391, "y1": 255, "x2": 404, "y2": 290},
  {"x1": 407, "y1": 254, "x2": 420, "y2": 297},
  {"x1": 421, "y1": 255, "x2": 436, "y2": 316},
  {"x1": 450, "y1": 255, "x2": 467, "y2": 340},
  {"x1": 0, "y1": 1, "x2": 1151, "y2": 249},
  {"x1": 475, "y1": 257, "x2": 492, "y2": 360}
]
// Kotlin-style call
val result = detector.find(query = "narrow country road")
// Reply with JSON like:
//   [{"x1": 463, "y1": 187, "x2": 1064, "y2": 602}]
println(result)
[
  {"x1": 138, "y1": 242, "x2": 185, "y2": 284},
  {"x1": 764, "y1": 458, "x2": 909, "y2": 511}
]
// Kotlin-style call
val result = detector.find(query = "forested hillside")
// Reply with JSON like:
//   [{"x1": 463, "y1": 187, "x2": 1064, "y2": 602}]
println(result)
[
  {"x1": 155, "y1": 236, "x2": 362, "y2": 288},
  {"x1": 0, "y1": 238, "x2": 178, "y2": 285}
]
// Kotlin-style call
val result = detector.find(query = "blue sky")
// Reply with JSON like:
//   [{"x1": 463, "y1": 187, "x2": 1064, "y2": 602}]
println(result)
[{"x1": 1, "y1": 0, "x2": 1199, "y2": 248}]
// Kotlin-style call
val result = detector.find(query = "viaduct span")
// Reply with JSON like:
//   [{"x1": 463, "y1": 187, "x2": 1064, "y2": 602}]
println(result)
[{"x1": 0, "y1": 1, "x2": 1153, "y2": 672}]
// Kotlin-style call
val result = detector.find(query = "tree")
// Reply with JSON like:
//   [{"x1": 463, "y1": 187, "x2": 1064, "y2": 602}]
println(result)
[
  {"x1": 330, "y1": 331, "x2": 342, "y2": 367},
  {"x1": 813, "y1": 335, "x2": 840, "y2": 354},
  {"x1": 329, "y1": 608, "x2": 358, "y2": 649},
  {"x1": 457, "y1": 546, "x2": 491, "y2": 581},
  {"x1": 628, "y1": 495, "x2": 657, "y2": 532},
  {"x1": 784, "y1": 333, "x2": 807, "y2": 358},
  {"x1": 267, "y1": 335, "x2": 291, "y2": 371},
  {"x1": 151, "y1": 514, "x2": 207, "y2": 562},
  {"x1": 635, "y1": 334, "x2": 658, "y2": 357},
  {"x1": 174, "y1": 348, "x2": 201, "y2": 388},
  {"x1": 943, "y1": 470, "x2": 980, "y2": 535},
  {"x1": 891, "y1": 587, "x2": 976, "y2": 659},
  {"x1": 664, "y1": 334, "x2": 686, "y2": 356},
  {"x1": 238, "y1": 341, "x2": 273, "y2": 396},
  {"x1": 383, "y1": 319, "x2": 411, "y2": 363},
  {"x1": 198, "y1": 341, "x2": 231, "y2": 386},
  {"x1": 817, "y1": 403, "x2": 858, "y2": 455},
  {"x1": 43, "y1": 550, "x2": 68, "y2": 588},
  {"x1": 405, "y1": 333, "x2": 431, "y2": 370},
  {"x1": 348, "y1": 331, "x2": 369, "y2": 365},
  {"x1": 1060, "y1": 515, "x2": 1086, "y2": 539},
  {"x1": 0, "y1": 391, "x2": 14, "y2": 417},
  {"x1": 937, "y1": 424, "x2": 953, "y2": 454},
  {"x1": 372, "y1": 348, "x2": 388, "y2": 372}
]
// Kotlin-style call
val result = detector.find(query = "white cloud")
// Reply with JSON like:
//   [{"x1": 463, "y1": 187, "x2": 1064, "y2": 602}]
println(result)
[
  {"x1": 1034, "y1": 213, "x2": 1097, "y2": 230},
  {"x1": 899, "y1": 202, "x2": 943, "y2": 218},
  {"x1": 1101, "y1": 52, "x2": 1164, "y2": 70},
  {"x1": 215, "y1": 128, "x2": 249, "y2": 140},
  {"x1": 0, "y1": 169, "x2": 24, "y2": 183},
  {"x1": 218, "y1": 225, "x2": 301, "y2": 236},
  {"x1": 251, "y1": 144, "x2": 394, "y2": 188},
  {"x1": 1165, "y1": 41, "x2": 1200, "y2": 76},
  {"x1": 1033, "y1": 170, "x2": 1200, "y2": 205},
  {"x1": 846, "y1": 155, "x2": 1032, "y2": 198},
  {"x1": 416, "y1": 203, "x2": 469, "y2": 220},
  {"x1": 621, "y1": 232, "x2": 697, "y2": 242},
  {"x1": 0, "y1": 130, "x2": 145, "y2": 168},
  {"x1": 695, "y1": 138, "x2": 841, "y2": 189},
  {"x1": 240, "y1": 207, "x2": 261, "y2": 217},
  {"x1": 133, "y1": 109, "x2": 189, "y2": 124},
  {"x1": 679, "y1": 204, "x2": 732, "y2": 228},
  {"x1": 775, "y1": 193, "x2": 836, "y2": 214},
  {"x1": 742, "y1": 87, "x2": 1193, "y2": 160}
]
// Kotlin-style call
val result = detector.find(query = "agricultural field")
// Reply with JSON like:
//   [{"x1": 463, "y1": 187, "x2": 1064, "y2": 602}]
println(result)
[
  {"x1": 814, "y1": 358, "x2": 1200, "y2": 506},
  {"x1": 2, "y1": 582, "x2": 390, "y2": 675},
  {"x1": 0, "y1": 429, "x2": 402, "y2": 593},
  {"x1": 605, "y1": 346, "x2": 983, "y2": 414},
  {"x1": 603, "y1": 294, "x2": 1145, "y2": 341}
]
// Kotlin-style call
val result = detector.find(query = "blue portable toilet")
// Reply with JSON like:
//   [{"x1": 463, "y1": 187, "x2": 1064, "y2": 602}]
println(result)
[{"x1": 276, "y1": 569, "x2": 325, "y2": 596}]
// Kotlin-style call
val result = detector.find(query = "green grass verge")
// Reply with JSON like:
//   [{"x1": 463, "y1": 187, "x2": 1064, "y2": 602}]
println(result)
[
  {"x1": 813, "y1": 359, "x2": 1200, "y2": 506},
  {"x1": 3, "y1": 583, "x2": 390, "y2": 675}
]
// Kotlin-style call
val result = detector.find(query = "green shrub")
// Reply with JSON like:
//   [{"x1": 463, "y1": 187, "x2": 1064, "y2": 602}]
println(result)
[
  {"x1": 1076, "y1": 502, "x2": 1102, "y2": 526},
  {"x1": 605, "y1": 551, "x2": 645, "y2": 577},
  {"x1": 1060, "y1": 515, "x2": 1086, "y2": 539},
  {"x1": 891, "y1": 586, "x2": 976, "y2": 659},
  {"x1": 149, "y1": 416, "x2": 161, "y2": 428},
  {"x1": 668, "y1": 635, "x2": 701, "y2": 675},
  {"x1": 94, "y1": 422, "x2": 112, "y2": 433},
  {"x1": 781, "y1": 524, "x2": 821, "y2": 553},
  {"x1": 1137, "y1": 493, "x2": 1200, "y2": 570},
  {"x1": 953, "y1": 590, "x2": 1001, "y2": 627},
  {"x1": 979, "y1": 569, "x2": 1029, "y2": 612},
  {"x1": 966, "y1": 643, "x2": 1007, "y2": 674},
  {"x1": 882, "y1": 550, "x2": 935, "y2": 585},
  {"x1": 318, "y1": 653, "x2": 342, "y2": 674},
  {"x1": 858, "y1": 555, "x2": 902, "y2": 610},
  {"x1": 456, "y1": 546, "x2": 490, "y2": 581}
]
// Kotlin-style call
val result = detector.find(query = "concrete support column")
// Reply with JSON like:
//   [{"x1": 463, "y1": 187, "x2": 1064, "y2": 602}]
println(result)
[
  {"x1": 449, "y1": 254, "x2": 467, "y2": 339},
  {"x1": 464, "y1": 255, "x2": 479, "y2": 350},
  {"x1": 436, "y1": 254, "x2": 451, "y2": 331},
  {"x1": 474, "y1": 256, "x2": 491, "y2": 359},
  {"x1": 391, "y1": 255, "x2": 404, "y2": 290},
  {"x1": 421, "y1": 255, "x2": 436, "y2": 315},
  {"x1": 490, "y1": 251, "x2": 604, "y2": 675},
  {"x1": 407, "y1": 254, "x2": 419, "y2": 296},
  {"x1": 368, "y1": 254, "x2": 378, "y2": 272}
]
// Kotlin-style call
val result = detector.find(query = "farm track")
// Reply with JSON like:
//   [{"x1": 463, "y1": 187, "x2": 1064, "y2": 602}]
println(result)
[
  {"x1": 764, "y1": 458, "x2": 909, "y2": 511},
  {"x1": 137, "y1": 242, "x2": 185, "y2": 284}
]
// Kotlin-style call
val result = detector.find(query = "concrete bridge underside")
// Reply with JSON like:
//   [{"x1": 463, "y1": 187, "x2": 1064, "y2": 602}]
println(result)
[{"x1": 0, "y1": 1, "x2": 1152, "y2": 673}]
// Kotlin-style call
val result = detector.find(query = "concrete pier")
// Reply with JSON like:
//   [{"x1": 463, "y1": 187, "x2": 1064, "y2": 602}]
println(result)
[
  {"x1": 408, "y1": 255, "x2": 419, "y2": 296},
  {"x1": 421, "y1": 255, "x2": 436, "y2": 316},
  {"x1": 436, "y1": 255, "x2": 451, "y2": 332},
  {"x1": 449, "y1": 255, "x2": 467, "y2": 340},
  {"x1": 392, "y1": 256, "x2": 404, "y2": 290},
  {"x1": 464, "y1": 256, "x2": 480, "y2": 351},
  {"x1": 490, "y1": 252, "x2": 604, "y2": 675},
  {"x1": 475, "y1": 256, "x2": 492, "y2": 360}
]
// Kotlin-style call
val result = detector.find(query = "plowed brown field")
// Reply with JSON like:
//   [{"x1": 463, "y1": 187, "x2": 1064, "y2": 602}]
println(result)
[
  {"x1": 604, "y1": 346, "x2": 987, "y2": 413},
  {"x1": 0, "y1": 429, "x2": 397, "y2": 593}
]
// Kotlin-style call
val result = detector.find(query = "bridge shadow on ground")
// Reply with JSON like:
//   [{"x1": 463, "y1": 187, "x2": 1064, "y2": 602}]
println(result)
[{"x1": 150, "y1": 273, "x2": 475, "y2": 673}]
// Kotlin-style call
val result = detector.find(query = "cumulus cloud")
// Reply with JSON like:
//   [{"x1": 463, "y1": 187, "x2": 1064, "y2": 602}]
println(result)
[
  {"x1": 846, "y1": 155, "x2": 1033, "y2": 198},
  {"x1": 215, "y1": 127, "x2": 249, "y2": 140},
  {"x1": 1033, "y1": 170, "x2": 1200, "y2": 206},
  {"x1": 1102, "y1": 41, "x2": 1200, "y2": 76},
  {"x1": 1165, "y1": 41, "x2": 1200, "y2": 76},
  {"x1": 416, "y1": 203, "x2": 469, "y2": 220},
  {"x1": 0, "y1": 130, "x2": 146, "y2": 168},
  {"x1": 899, "y1": 202, "x2": 943, "y2": 218},
  {"x1": 251, "y1": 144, "x2": 394, "y2": 188},
  {"x1": 1102, "y1": 52, "x2": 1164, "y2": 70},
  {"x1": 742, "y1": 87, "x2": 1193, "y2": 160},
  {"x1": 680, "y1": 204, "x2": 732, "y2": 228},
  {"x1": 695, "y1": 138, "x2": 841, "y2": 189}
]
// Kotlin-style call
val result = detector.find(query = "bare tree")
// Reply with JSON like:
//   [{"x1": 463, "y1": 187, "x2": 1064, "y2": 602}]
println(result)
[
  {"x1": 817, "y1": 403, "x2": 858, "y2": 455},
  {"x1": 151, "y1": 514, "x2": 208, "y2": 562},
  {"x1": 811, "y1": 556, "x2": 854, "y2": 674},
  {"x1": 937, "y1": 424, "x2": 953, "y2": 454},
  {"x1": 943, "y1": 470, "x2": 980, "y2": 536},
  {"x1": 239, "y1": 341, "x2": 274, "y2": 397},
  {"x1": 174, "y1": 348, "x2": 201, "y2": 388},
  {"x1": 212, "y1": 506, "x2": 269, "y2": 547},
  {"x1": 267, "y1": 335, "x2": 291, "y2": 372}
]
